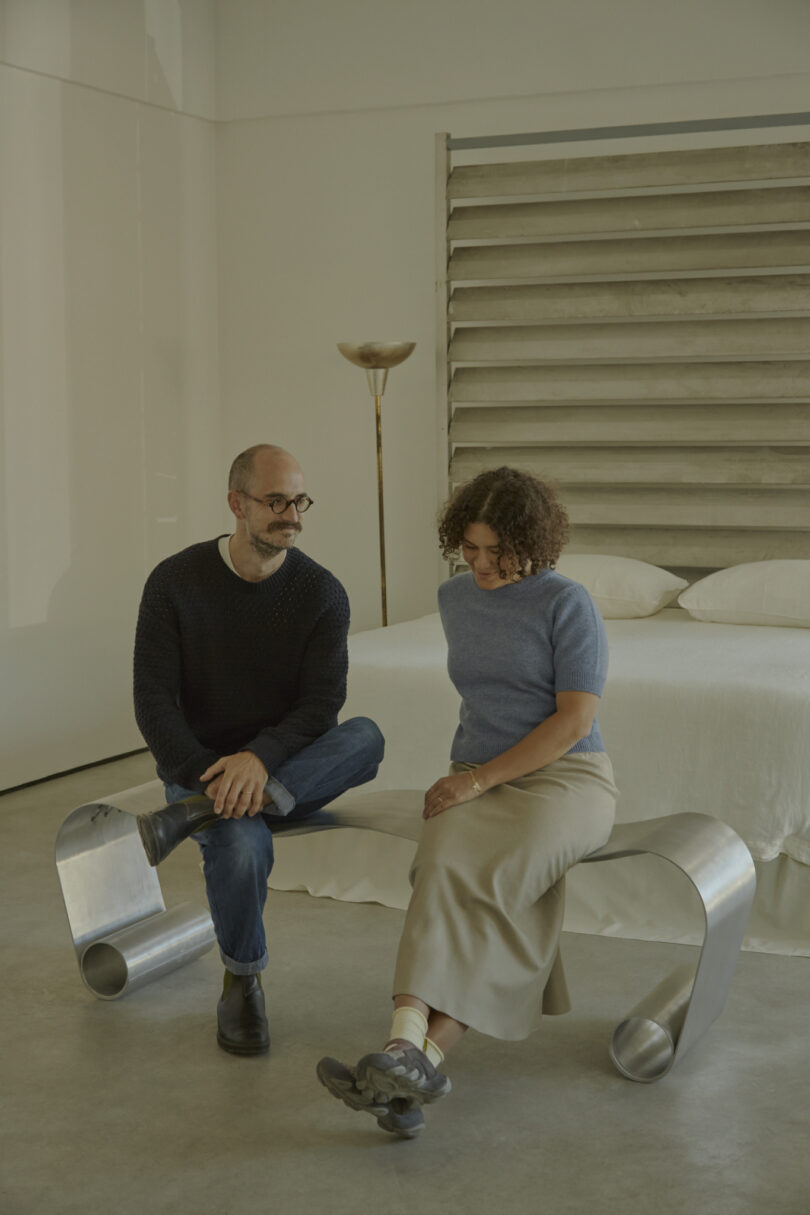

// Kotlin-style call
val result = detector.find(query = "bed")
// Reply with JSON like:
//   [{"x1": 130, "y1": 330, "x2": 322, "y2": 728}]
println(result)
[{"x1": 270, "y1": 600, "x2": 810, "y2": 957}]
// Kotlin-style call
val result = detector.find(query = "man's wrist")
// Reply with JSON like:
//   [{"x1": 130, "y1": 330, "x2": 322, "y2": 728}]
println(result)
[{"x1": 238, "y1": 749, "x2": 269, "y2": 778}]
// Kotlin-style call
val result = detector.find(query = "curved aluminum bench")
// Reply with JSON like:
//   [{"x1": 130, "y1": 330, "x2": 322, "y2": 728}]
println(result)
[
  {"x1": 55, "y1": 783, "x2": 216, "y2": 1000},
  {"x1": 581, "y1": 812, "x2": 756, "y2": 1081},
  {"x1": 57, "y1": 783, "x2": 755, "y2": 1081}
]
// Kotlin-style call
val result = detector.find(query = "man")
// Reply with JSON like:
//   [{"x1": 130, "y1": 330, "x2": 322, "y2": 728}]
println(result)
[{"x1": 133, "y1": 444, "x2": 384, "y2": 1056}]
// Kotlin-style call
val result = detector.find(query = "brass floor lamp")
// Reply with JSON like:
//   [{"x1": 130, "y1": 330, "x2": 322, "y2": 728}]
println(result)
[{"x1": 337, "y1": 341, "x2": 416, "y2": 626}]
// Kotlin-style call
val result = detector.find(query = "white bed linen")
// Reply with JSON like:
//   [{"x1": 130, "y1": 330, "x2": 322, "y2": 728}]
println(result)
[
  {"x1": 597, "y1": 608, "x2": 810, "y2": 863},
  {"x1": 270, "y1": 607, "x2": 810, "y2": 954}
]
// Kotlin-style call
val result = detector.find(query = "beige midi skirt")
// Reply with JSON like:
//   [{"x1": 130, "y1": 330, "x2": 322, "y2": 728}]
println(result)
[{"x1": 392, "y1": 752, "x2": 618, "y2": 1040}]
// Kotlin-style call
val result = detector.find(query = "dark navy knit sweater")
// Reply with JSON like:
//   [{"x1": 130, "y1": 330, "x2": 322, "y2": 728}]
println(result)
[{"x1": 133, "y1": 538, "x2": 350, "y2": 793}]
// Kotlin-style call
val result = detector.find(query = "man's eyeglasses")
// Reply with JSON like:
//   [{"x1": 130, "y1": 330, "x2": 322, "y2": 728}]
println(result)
[{"x1": 240, "y1": 492, "x2": 314, "y2": 514}]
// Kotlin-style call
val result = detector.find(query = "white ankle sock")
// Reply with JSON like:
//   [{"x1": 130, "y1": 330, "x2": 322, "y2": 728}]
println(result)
[
  {"x1": 386, "y1": 1006, "x2": 429, "y2": 1051},
  {"x1": 423, "y1": 1036, "x2": 444, "y2": 1067}
]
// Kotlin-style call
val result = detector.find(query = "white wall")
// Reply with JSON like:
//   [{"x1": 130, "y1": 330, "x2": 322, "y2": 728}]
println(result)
[
  {"x1": 0, "y1": 0, "x2": 216, "y2": 118},
  {"x1": 214, "y1": 0, "x2": 810, "y2": 121},
  {"x1": 214, "y1": 0, "x2": 810, "y2": 632},
  {"x1": 0, "y1": 1, "x2": 222, "y2": 787}
]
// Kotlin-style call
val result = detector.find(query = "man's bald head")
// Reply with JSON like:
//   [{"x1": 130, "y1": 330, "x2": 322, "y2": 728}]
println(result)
[{"x1": 228, "y1": 445, "x2": 302, "y2": 494}]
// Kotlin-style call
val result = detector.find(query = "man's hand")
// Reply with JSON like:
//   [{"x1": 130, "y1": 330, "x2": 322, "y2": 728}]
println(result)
[
  {"x1": 200, "y1": 751, "x2": 269, "y2": 819},
  {"x1": 423, "y1": 770, "x2": 482, "y2": 819}
]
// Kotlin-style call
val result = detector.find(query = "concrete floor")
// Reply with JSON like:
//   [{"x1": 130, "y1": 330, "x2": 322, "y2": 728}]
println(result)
[{"x1": 2, "y1": 752, "x2": 809, "y2": 1215}]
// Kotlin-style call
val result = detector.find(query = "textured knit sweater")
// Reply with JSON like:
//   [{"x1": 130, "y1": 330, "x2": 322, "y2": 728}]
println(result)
[
  {"x1": 133, "y1": 539, "x2": 350, "y2": 792},
  {"x1": 438, "y1": 569, "x2": 608, "y2": 764}
]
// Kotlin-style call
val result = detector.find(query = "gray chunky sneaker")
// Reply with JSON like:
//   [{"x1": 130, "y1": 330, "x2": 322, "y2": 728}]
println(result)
[
  {"x1": 316, "y1": 1057, "x2": 424, "y2": 1139},
  {"x1": 356, "y1": 1043, "x2": 451, "y2": 1106}
]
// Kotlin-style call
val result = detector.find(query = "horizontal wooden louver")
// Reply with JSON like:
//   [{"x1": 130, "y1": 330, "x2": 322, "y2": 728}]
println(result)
[
  {"x1": 450, "y1": 361, "x2": 810, "y2": 403},
  {"x1": 450, "y1": 319, "x2": 810, "y2": 363},
  {"x1": 443, "y1": 139, "x2": 810, "y2": 569},
  {"x1": 449, "y1": 232, "x2": 810, "y2": 282},
  {"x1": 447, "y1": 142, "x2": 810, "y2": 200},
  {"x1": 450, "y1": 277, "x2": 810, "y2": 325},
  {"x1": 450, "y1": 404, "x2": 810, "y2": 446},
  {"x1": 450, "y1": 445, "x2": 810, "y2": 485},
  {"x1": 448, "y1": 187, "x2": 810, "y2": 241}
]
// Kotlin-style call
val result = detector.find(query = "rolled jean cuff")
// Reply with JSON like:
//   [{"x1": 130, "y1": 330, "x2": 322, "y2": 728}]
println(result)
[
  {"x1": 220, "y1": 948, "x2": 269, "y2": 975},
  {"x1": 265, "y1": 776, "x2": 295, "y2": 816}
]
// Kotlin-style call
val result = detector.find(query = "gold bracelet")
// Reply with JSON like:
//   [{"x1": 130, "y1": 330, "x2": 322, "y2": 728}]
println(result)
[{"x1": 470, "y1": 770, "x2": 483, "y2": 794}]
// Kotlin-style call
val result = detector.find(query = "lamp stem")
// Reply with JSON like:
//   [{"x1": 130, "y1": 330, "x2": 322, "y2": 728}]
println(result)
[{"x1": 374, "y1": 393, "x2": 387, "y2": 627}]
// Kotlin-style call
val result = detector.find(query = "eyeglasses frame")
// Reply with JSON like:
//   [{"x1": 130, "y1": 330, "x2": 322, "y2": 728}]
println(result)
[{"x1": 239, "y1": 491, "x2": 314, "y2": 515}]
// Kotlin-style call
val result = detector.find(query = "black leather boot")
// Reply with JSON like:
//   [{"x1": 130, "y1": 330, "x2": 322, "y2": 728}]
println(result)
[
  {"x1": 136, "y1": 796, "x2": 220, "y2": 867},
  {"x1": 217, "y1": 970, "x2": 270, "y2": 1056}
]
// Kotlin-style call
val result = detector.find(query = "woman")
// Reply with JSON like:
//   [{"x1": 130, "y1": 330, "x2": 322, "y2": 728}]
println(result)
[{"x1": 317, "y1": 467, "x2": 618, "y2": 1139}]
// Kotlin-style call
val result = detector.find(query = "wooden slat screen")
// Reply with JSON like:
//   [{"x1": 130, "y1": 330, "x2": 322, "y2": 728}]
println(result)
[{"x1": 441, "y1": 139, "x2": 810, "y2": 571}]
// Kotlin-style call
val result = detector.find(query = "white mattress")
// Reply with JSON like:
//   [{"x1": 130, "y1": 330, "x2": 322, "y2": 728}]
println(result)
[
  {"x1": 270, "y1": 607, "x2": 810, "y2": 955},
  {"x1": 598, "y1": 608, "x2": 810, "y2": 863}
]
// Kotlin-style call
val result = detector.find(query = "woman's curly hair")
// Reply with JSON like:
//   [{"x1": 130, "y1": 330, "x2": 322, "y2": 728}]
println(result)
[{"x1": 439, "y1": 466, "x2": 570, "y2": 578}]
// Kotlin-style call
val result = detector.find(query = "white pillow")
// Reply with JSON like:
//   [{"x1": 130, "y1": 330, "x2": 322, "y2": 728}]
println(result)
[
  {"x1": 554, "y1": 554, "x2": 687, "y2": 619},
  {"x1": 678, "y1": 560, "x2": 810, "y2": 628}
]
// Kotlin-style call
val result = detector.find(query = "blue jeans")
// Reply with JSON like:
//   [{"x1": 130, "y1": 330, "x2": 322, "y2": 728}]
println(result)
[{"x1": 161, "y1": 716, "x2": 384, "y2": 974}]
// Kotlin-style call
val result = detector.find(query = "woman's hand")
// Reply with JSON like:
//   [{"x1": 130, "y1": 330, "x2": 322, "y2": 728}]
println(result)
[{"x1": 423, "y1": 770, "x2": 482, "y2": 819}]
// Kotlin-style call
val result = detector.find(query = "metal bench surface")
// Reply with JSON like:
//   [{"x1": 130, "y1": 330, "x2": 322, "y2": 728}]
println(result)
[{"x1": 56, "y1": 782, "x2": 755, "y2": 1079}]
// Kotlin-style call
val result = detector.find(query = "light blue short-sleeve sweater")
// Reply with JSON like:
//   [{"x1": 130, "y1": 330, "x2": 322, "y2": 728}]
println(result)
[{"x1": 438, "y1": 569, "x2": 608, "y2": 764}]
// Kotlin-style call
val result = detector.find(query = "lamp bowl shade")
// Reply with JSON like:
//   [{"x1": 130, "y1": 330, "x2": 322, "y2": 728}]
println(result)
[{"x1": 337, "y1": 341, "x2": 416, "y2": 370}]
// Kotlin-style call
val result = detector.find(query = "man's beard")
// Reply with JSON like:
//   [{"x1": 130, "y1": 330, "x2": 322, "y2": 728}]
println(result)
[{"x1": 248, "y1": 521, "x2": 301, "y2": 559}]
